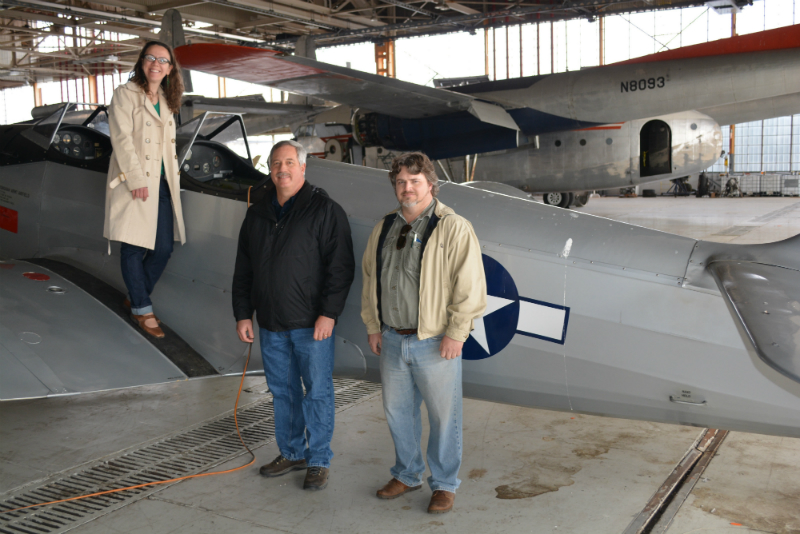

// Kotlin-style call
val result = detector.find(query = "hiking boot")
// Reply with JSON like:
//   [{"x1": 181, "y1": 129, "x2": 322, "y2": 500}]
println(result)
[
  {"x1": 428, "y1": 490, "x2": 455, "y2": 514},
  {"x1": 376, "y1": 478, "x2": 421, "y2": 499},
  {"x1": 259, "y1": 455, "x2": 307, "y2": 477},
  {"x1": 303, "y1": 466, "x2": 329, "y2": 490}
]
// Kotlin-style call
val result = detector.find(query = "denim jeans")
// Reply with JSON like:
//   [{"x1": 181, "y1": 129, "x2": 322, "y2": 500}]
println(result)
[
  {"x1": 259, "y1": 327, "x2": 336, "y2": 468},
  {"x1": 120, "y1": 176, "x2": 174, "y2": 315},
  {"x1": 380, "y1": 327, "x2": 463, "y2": 493}
]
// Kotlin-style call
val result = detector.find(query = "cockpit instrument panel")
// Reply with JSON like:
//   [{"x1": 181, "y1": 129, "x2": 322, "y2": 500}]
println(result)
[{"x1": 50, "y1": 126, "x2": 111, "y2": 161}]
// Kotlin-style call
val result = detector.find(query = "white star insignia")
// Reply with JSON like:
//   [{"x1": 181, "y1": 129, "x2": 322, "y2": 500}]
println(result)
[{"x1": 471, "y1": 295, "x2": 515, "y2": 354}]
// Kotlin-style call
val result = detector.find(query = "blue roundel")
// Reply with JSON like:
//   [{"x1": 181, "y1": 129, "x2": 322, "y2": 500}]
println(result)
[{"x1": 462, "y1": 254, "x2": 519, "y2": 361}]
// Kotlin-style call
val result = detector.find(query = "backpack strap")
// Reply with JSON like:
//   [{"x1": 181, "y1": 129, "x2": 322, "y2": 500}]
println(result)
[{"x1": 375, "y1": 213, "x2": 398, "y2": 327}]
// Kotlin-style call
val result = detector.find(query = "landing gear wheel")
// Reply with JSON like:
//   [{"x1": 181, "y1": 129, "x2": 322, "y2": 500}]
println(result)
[
  {"x1": 543, "y1": 192, "x2": 572, "y2": 209},
  {"x1": 573, "y1": 192, "x2": 590, "y2": 208}
]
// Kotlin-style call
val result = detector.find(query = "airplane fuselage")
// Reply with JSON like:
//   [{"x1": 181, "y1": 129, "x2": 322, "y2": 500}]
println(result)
[
  {"x1": 441, "y1": 111, "x2": 722, "y2": 192},
  {"x1": 3, "y1": 132, "x2": 800, "y2": 439}
]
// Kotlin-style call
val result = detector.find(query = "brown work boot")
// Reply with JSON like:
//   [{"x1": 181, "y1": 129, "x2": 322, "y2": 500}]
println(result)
[
  {"x1": 427, "y1": 490, "x2": 455, "y2": 514},
  {"x1": 259, "y1": 455, "x2": 307, "y2": 477},
  {"x1": 376, "y1": 478, "x2": 422, "y2": 499},
  {"x1": 303, "y1": 466, "x2": 329, "y2": 490},
  {"x1": 131, "y1": 313, "x2": 164, "y2": 339}
]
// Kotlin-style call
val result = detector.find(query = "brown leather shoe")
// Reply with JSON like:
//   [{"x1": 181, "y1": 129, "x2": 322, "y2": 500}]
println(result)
[
  {"x1": 131, "y1": 313, "x2": 165, "y2": 339},
  {"x1": 124, "y1": 299, "x2": 160, "y2": 323},
  {"x1": 376, "y1": 478, "x2": 422, "y2": 500},
  {"x1": 427, "y1": 490, "x2": 455, "y2": 514}
]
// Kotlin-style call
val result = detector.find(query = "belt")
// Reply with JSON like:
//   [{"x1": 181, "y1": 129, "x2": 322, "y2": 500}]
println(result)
[{"x1": 393, "y1": 328, "x2": 418, "y2": 335}]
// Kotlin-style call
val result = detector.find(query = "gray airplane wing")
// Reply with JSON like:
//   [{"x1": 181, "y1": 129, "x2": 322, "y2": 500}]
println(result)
[
  {"x1": 0, "y1": 261, "x2": 194, "y2": 400},
  {"x1": 174, "y1": 44, "x2": 519, "y2": 129},
  {"x1": 709, "y1": 260, "x2": 800, "y2": 383}
]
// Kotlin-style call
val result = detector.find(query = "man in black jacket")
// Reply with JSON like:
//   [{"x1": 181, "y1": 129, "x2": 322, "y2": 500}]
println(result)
[{"x1": 232, "y1": 140, "x2": 355, "y2": 491}]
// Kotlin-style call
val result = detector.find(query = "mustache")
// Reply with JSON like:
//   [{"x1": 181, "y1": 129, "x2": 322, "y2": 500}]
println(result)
[{"x1": 275, "y1": 172, "x2": 291, "y2": 179}]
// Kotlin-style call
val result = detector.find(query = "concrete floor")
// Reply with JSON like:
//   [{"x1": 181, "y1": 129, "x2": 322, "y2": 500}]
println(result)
[{"x1": 3, "y1": 195, "x2": 800, "y2": 534}]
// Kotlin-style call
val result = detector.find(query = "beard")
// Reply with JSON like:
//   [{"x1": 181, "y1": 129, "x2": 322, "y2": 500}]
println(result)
[{"x1": 401, "y1": 199, "x2": 420, "y2": 208}]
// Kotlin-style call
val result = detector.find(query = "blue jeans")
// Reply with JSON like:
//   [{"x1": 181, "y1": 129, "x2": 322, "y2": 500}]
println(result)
[
  {"x1": 120, "y1": 177, "x2": 173, "y2": 315},
  {"x1": 260, "y1": 327, "x2": 336, "y2": 468},
  {"x1": 380, "y1": 327, "x2": 463, "y2": 493}
]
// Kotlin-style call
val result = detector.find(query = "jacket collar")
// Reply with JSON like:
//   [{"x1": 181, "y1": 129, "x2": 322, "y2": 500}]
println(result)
[
  {"x1": 122, "y1": 80, "x2": 166, "y2": 123},
  {"x1": 385, "y1": 197, "x2": 453, "y2": 219},
  {"x1": 256, "y1": 180, "x2": 316, "y2": 221}
]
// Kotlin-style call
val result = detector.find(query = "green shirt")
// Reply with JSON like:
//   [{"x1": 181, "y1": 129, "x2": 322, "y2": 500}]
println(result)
[
  {"x1": 380, "y1": 199, "x2": 436, "y2": 330},
  {"x1": 153, "y1": 101, "x2": 165, "y2": 177}
]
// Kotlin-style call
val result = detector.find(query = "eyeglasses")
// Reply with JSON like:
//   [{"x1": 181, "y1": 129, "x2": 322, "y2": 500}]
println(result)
[
  {"x1": 143, "y1": 54, "x2": 171, "y2": 65},
  {"x1": 396, "y1": 224, "x2": 412, "y2": 250}
]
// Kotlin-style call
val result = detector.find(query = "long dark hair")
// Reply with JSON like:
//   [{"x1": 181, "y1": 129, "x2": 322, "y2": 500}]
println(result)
[{"x1": 130, "y1": 40, "x2": 184, "y2": 114}]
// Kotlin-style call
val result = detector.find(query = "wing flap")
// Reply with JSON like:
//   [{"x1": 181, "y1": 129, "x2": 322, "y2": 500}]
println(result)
[{"x1": 709, "y1": 261, "x2": 800, "y2": 383}]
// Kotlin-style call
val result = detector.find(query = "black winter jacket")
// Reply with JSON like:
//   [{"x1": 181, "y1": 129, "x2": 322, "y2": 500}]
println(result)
[{"x1": 232, "y1": 180, "x2": 355, "y2": 331}]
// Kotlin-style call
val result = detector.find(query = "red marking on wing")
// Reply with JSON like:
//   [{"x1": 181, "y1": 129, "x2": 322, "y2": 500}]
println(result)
[
  {"x1": 174, "y1": 44, "x2": 327, "y2": 84},
  {"x1": 575, "y1": 123, "x2": 624, "y2": 131},
  {"x1": 23, "y1": 272, "x2": 50, "y2": 281},
  {"x1": 0, "y1": 206, "x2": 18, "y2": 233},
  {"x1": 611, "y1": 25, "x2": 800, "y2": 65}
]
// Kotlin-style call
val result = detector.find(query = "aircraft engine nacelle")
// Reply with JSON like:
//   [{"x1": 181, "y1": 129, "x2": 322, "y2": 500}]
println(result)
[{"x1": 351, "y1": 109, "x2": 520, "y2": 161}]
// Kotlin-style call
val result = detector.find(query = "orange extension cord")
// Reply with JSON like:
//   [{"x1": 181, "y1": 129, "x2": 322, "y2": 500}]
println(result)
[{"x1": 1, "y1": 345, "x2": 256, "y2": 515}]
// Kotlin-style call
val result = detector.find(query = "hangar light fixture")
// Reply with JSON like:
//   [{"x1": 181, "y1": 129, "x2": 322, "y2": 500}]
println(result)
[{"x1": 705, "y1": 0, "x2": 742, "y2": 14}]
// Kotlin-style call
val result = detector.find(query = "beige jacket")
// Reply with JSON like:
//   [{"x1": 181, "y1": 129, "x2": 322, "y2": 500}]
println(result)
[
  {"x1": 103, "y1": 81, "x2": 186, "y2": 249},
  {"x1": 361, "y1": 200, "x2": 487, "y2": 342}
]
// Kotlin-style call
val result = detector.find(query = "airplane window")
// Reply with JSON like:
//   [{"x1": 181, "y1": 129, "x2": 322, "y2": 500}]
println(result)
[
  {"x1": 606, "y1": 138, "x2": 613, "y2": 145},
  {"x1": 580, "y1": 139, "x2": 586, "y2": 146},
  {"x1": 555, "y1": 140, "x2": 562, "y2": 147}
]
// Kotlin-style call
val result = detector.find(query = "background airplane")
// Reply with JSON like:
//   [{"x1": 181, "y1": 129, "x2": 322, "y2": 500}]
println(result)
[
  {"x1": 173, "y1": 24, "x2": 800, "y2": 207},
  {"x1": 3, "y1": 103, "x2": 800, "y2": 442}
]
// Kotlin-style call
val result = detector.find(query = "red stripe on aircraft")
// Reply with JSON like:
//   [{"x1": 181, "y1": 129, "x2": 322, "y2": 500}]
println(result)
[
  {"x1": 0, "y1": 206, "x2": 17, "y2": 233},
  {"x1": 611, "y1": 25, "x2": 800, "y2": 65},
  {"x1": 174, "y1": 44, "x2": 326, "y2": 84},
  {"x1": 576, "y1": 123, "x2": 624, "y2": 131}
]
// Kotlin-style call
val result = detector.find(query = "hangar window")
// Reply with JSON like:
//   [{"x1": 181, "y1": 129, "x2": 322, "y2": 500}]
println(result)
[{"x1": 640, "y1": 120, "x2": 672, "y2": 177}]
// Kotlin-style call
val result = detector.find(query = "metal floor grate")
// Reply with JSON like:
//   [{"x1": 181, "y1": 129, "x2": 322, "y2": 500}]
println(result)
[{"x1": 0, "y1": 378, "x2": 382, "y2": 534}]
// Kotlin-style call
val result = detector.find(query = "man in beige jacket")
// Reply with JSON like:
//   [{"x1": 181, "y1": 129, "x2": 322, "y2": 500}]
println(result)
[{"x1": 361, "y1": 152, "x2": 486, "y2": 514}]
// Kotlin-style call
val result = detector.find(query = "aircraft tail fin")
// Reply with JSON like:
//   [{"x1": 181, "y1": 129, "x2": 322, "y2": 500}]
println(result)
[
  {"x1": 708, "y1": 231, "x2": 800, "y2": 383},
  {"x1": 160, "y1": 9, "x2": 194, "y2": 94}
]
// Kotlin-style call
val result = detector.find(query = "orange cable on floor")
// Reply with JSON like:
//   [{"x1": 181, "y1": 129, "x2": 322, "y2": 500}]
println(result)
[{"x1": 1, "y1": 345, "x2": 257, "y2": 516}]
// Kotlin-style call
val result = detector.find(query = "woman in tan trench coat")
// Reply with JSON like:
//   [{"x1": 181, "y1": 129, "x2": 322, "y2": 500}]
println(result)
[{"x1": 103, "y1": 41, "x2": 187, "y2": 339}]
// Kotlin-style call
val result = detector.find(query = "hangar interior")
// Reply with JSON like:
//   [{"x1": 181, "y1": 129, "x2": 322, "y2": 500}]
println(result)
[
  {"x1": 0, "y1": 0, "x2": 799, "y2": 193},
  {"x1": 3, "y1": 1, "x2": 800, "y2": 534}
]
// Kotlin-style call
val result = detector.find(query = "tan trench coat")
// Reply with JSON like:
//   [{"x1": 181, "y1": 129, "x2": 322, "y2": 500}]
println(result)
[
  {"x1": 103, "y1": 81, "x2": 186, "y2": 249},
  {"x1": 361, "y1": 200, "x2": 487, "y2": 342}
]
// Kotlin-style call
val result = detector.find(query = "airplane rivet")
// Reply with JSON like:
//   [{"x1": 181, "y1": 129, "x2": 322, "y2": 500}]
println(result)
[{"x1": 764, "y1": 310, "x2": 769, "y2": 314}]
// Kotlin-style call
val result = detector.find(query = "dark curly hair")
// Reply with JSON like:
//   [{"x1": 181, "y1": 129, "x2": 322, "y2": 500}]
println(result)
[
  {"x1": 130, "y1": 40, "x2": 184, "y2": 114},
  {"x1": 388, "y1": 152, "x2": 439, "y2": 197}
]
